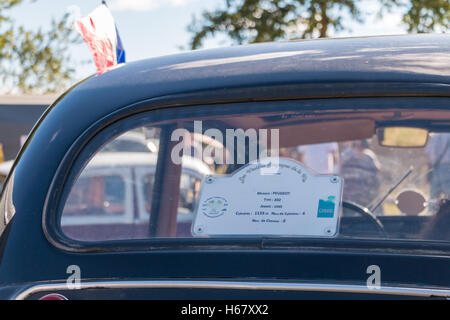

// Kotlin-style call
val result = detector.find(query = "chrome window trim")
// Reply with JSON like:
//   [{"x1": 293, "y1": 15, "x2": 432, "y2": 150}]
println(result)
[{"x1": 13, "y1": 280, "x2": 450, "y2": 300}]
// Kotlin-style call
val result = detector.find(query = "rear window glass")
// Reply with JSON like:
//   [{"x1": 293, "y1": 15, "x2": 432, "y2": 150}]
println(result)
[{"x1": 59, "y1": 102, "x2": 450, "y2": 244}]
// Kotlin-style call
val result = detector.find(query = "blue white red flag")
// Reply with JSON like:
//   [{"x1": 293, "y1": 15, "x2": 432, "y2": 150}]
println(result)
[{"x1": 74, "y1": 4, "x2": 126, "y2": 74}]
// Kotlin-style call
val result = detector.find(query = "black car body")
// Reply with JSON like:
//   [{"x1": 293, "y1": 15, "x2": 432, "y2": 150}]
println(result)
[{"x1": 0, "y1": 34, "x2": 449, "y2": 300}]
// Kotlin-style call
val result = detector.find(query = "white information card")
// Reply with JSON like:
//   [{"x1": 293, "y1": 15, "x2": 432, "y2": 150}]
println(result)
[{"x1": 192, "y1": 157, "x2": 343, "y2": 237}]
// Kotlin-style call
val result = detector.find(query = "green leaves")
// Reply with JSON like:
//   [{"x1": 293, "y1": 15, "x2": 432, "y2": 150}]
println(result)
[
  {"x1": 403, "y1": 0, "x2": 449, "y2": 33},
  {"x1": 188, "y1": 0, "x2": 449, "y2": 49},
  {"x1": 0, "y1": 0, "x2": 81, "y2": 93}
]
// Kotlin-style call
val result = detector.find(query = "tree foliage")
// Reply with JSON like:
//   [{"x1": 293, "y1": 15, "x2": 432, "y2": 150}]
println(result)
[
  {"x1": 384, "y1": 0, "x2": 450, "y2": 33},
  {"x1": 188, "y1": 0, "x2": 450, "y2": 49},
  {"x1": 0, "y1": 0, "x2": 80, "y2": 93}
]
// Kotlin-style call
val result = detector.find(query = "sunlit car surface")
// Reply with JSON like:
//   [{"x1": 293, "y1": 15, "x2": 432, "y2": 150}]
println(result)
[
  {"x1": 0, "y1": 161, "x2": 12, "y2": 193},
  {"x1": 0, "y1": 34, "x2": 449, "y2": 300}
]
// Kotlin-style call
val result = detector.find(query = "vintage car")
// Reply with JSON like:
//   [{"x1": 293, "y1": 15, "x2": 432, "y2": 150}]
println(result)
[{"x1": 0, "y1": 34, "x2": 449, "y2": 300}]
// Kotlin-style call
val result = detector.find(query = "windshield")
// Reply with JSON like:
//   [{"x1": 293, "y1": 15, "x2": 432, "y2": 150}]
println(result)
[{"x1": 60, "y1": 102, "x2": 450, "y2": 243}]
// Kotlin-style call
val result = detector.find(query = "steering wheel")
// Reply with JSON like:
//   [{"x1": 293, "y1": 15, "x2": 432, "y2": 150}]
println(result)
[{"x1": 342, "y1": 201, "x2": 387, "y2": 238}]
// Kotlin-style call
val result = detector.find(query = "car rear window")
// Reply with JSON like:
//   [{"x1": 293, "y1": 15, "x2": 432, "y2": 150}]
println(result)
[{"x1": 58, "y1": 100, "x2": 450, "y2": 245}]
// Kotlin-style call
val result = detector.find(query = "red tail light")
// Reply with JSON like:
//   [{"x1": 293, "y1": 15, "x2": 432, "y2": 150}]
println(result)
[{"x1": 39, "y1": 293, "x2": 68, "y2": 300}]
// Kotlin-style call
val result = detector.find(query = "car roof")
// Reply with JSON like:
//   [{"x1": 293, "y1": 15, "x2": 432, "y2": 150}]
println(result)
[
  {"x1": 74, "y1": 35, "x2": 449, "y2": 88},
  {"x1": 43, "y1": 34, "x2": 447, "y2": 122},
  {"x1": 82, "y1": 34, "x2": 449, "y2": 97},
  {"x1": 86, "y1": 152, "x2": 212, "y2": 175}
]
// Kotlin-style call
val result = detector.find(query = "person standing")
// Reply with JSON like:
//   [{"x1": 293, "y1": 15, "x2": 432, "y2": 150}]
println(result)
[
  {"x1": 297, "y1": 142, "x2": 339, "y2": 174},
  {"x1": 340, "y1": 140, "x2": 380, "y2": 208}
]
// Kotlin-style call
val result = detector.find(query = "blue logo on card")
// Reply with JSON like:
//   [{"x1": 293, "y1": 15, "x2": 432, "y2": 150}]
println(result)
[{"x1": 317, "y1": 196, "x2": 336, "y2": 218}]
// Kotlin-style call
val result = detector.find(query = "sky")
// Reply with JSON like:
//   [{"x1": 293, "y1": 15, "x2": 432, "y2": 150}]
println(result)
[{"x1": 7, "y1": 0, "x2": 408, "y2": 84}]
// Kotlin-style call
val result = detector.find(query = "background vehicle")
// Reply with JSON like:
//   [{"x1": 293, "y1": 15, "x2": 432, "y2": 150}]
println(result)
[{"x1": 62, "y1": 152, "x2": 211, "y2": 240}]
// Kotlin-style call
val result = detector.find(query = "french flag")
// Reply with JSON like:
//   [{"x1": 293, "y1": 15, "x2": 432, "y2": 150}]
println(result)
[{"x1": 74, "y1": 3, "x2": 126, "y2": 74}]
